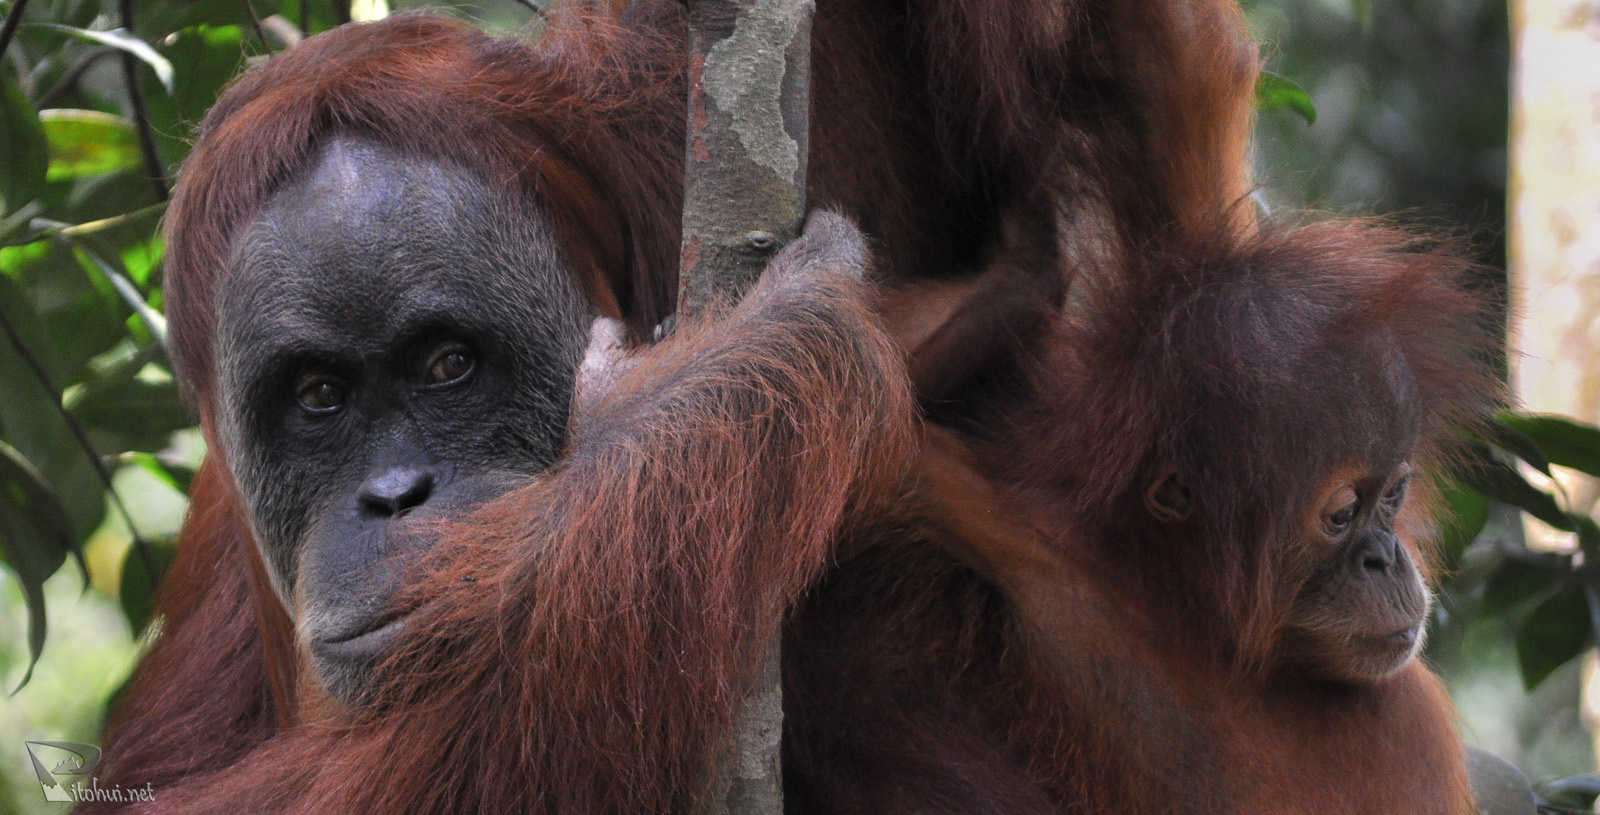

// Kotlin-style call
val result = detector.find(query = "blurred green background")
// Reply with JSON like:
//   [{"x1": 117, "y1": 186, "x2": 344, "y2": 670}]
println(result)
[{"x1": 2, "y1": 0, "x2": 1596, "y2": 811}]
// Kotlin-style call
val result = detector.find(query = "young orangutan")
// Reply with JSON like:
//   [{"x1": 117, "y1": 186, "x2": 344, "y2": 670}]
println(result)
[{"x1": 876, "y1": 219, "x2": 1498, "y2": 814}]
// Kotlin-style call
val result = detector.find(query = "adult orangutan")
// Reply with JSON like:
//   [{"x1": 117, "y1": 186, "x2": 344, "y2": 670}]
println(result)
[{"x1": 126, "y1": 202, "x2": 917, "y2": 812}]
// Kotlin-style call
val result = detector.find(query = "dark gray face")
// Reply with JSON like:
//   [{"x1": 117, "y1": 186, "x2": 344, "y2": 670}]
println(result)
[{"x1": 215, "y1": 138, "x2": 588, "y2": 704}]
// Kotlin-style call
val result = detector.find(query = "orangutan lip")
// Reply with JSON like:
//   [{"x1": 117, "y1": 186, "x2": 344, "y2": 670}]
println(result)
[{"x1": 317, "y1": 614, "x2": 410, "y2": 655}]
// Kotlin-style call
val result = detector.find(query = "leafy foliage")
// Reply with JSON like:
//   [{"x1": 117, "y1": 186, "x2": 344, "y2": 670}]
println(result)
[
  {"x1": 1443, "y1": 414, "x2": 1600, "y2": 692},
  {"x1": 1254, "y1": 71, "x2": 1317, "y2": 125}
]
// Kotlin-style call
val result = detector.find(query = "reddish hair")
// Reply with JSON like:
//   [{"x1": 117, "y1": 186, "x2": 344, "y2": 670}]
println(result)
[
  {"x1": 1016, "y1": 218, "x2": 1502, "y2": 669},
  {"x1": 165, "y1": 11, "x2": 686, "y2": 422}
]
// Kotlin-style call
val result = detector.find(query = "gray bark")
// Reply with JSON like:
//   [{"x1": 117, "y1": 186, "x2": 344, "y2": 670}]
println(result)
[
  {"x1": 678, "y1": 2, "x2": 813, "y2": 814},
  {"x1": 678, "y1": 0, "x2": 812, "y2": 317}
]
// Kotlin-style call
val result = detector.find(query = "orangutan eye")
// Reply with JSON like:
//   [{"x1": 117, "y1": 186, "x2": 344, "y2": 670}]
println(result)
[
  {"x1": 294, "y1": 374, "x2": 347, "y2": 415},
  {"x1": 1322, "y1": 486, "x2": 1359, "y2": 537},
  {"x1": 1380, "y1": 464, "x2": 1412, "y2": 514},
  {"x1": 1329, "y1": 503, "x2": 1356, "y2": 529},
  {"x1": 423, "y1": 343, "x2": 476, "y2": 386},
  {"x1": 1382, "y1": 476, "x2": 1409, "y2": 512}
]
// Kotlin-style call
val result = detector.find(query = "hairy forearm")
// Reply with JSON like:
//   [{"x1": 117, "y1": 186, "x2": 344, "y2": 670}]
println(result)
[{"x1": 350, "y1": 216, "x2": 918, "y2": 812}]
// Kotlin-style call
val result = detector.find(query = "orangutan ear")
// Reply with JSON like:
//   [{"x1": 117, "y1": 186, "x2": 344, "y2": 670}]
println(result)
[{"x1": 1145, "y1": 471, "x2": 1196, "y2": 522}]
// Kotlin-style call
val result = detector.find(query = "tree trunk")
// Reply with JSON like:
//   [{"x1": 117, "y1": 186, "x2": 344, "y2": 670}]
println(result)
[
  {"x1": 1509, "y1": 0, "x2": 1600, "y2": 772},
  {"x1": 678, "y1": 2, "x2": 813, "y2": 814}
]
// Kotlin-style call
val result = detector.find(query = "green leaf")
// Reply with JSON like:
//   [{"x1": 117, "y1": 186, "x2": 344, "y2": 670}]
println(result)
[
  {"x1": 65, "y1": 368, "x2": 189, "y2": 454},
  {"x1": 122, "y1": 452, "x2": 184, "y2": 494},
  {"x1": 0, "y1": 444, "x2": 77, "y2": 562},
  {"x1": 72, "y1": 246, "x2": 169, "y2": 354},
  {"x1": 134, "y1": 1, "x2": 258, "y2": 41},
  {"x1": 0, "y1": 274, "x2": 109, "y2": 543},
  {"x1": 164, "y1": 26, "x2": 245, "y2": 121},
  {"x1": 1435, "y1": 480, "x2": 1490, "y2": 561},
  {"x1": 1499, "y1": 412, "x2": 1600, "y2": 478},
  {"x1": 32, "y1": 24, "x2": 175, "y2": 93},
  {"x1": 40, "y1": 110, "x2": 142, "y2": 182},
  {"x1": 1481, "y1": 548, "x2": 1569, "y2": 616},
  {"x1": 121, "y1": 233, "x2": 164, "y2": 289},
  {"x1": 0, "y1": 234, "x2": 127, "y2": 393},
  {"x1": 1541, "y1": 774, "x2": 1600, "y2": 809},
  {"x1": 1465, "y1": 747, "x2": 1538, "y2": 815},
  {"x1": 0, "y1": 267, "x2": 79, "y2": 450},
  {"x1": 0, "y1": 441, "x2": 77, "y2": 690},
  {"x1": 1482, "y1": 415, "x2": 1553, "y2": 478},
  {"x1": 1455, "y1": 457, "x2": 1573, "y2": 531},
  {"x1": 0, "y1": 74, "x2": 48, "y2": 217},
  {"x1": 279, "y1": 0, "x2": 343, "y2": 36},
  {"x1": 1575, "y1": 515, "x2": 1600, "y2": 561},
  {"x1": 146, "y1": 26, "x2": 247, "y2": 169},
  {"x1": 118, "y1": 535, "x2": 176, "y2": 635},
  {"x1": 1255, "y1": 71, "x2": 1316, "y2": 125},
  {"x1": 35, "y1": 160, "x2": 164, "y2": 228},
  {"x1": 1351, "y1": 0, "x2": 1373, "y2": 26},
  {"x1": 1516, "y1": 579, "x2": 1590, "y2": 691}
]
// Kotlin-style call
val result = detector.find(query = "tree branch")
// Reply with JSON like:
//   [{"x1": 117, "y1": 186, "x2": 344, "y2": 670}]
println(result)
[
  {"x1": 36, "y1": 44, "x2": 117, "y2": 109},
  {"x1": 118, "y1": 0, "x2": 169, "y2": 201},
  {"x1": 512, "y1": 0, "x2": 547, "y2": 20},
  {"x1": 241, "y1": 0, "x2": 266, "y2": 47},
  {"x1": 0, "y1": 0, "x2": 32, "y2": 62}
]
